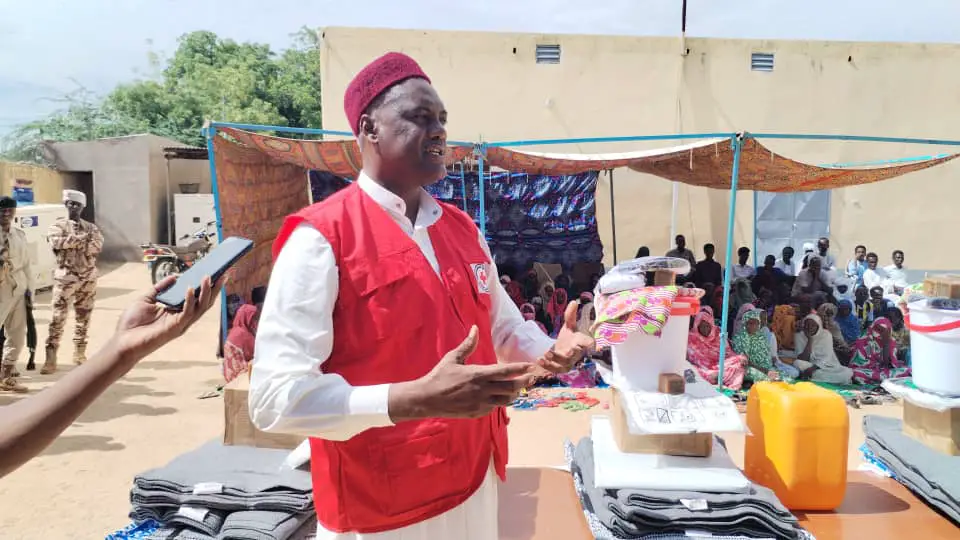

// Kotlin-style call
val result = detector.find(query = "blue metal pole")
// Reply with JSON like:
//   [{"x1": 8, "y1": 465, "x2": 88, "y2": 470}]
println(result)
[
  {"x1": 204, "y1": 125, "x2": 228, "y2": 347},
  {"x1": 717, "y1": 134, "x2": 745, "y2": 390},
  {"x1": 477, "y1": 156, "x2": 487, "y2": 238},
  {"x1": 458, "y1": 164, "x2": 468, "y2": 212},
  {"x1": 752, "y1": 191, "x2": 758, "y2": 268}
]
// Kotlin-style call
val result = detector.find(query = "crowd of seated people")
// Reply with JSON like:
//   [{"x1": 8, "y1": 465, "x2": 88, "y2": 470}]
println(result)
[
  {"x1": 658, "y1": 235, "x2": 913, "y2": 391},
  {"x1": 492, "y1": 237, "x2": 912, "y2": 392}
]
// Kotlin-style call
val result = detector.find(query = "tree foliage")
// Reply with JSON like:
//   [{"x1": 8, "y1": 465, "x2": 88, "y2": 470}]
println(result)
[{"x1": 1, "y1": 28, "x2": 322, "y2": 162}]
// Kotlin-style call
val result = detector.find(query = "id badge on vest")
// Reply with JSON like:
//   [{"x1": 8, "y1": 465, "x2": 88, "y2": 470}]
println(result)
[{"x1": 470, "y1": 263, "x2": 491, "y2": 295}]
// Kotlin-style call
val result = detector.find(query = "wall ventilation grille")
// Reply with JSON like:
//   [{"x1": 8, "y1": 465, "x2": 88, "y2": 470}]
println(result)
[
  {"x1": 536, "y1": 44, "x2": 561, "y2": 64},
  {"x1": 751, "y1": 52, "x2": 775, "y2": 72}
]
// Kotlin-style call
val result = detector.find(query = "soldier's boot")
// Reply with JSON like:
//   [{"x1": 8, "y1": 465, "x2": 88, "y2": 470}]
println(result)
[
  {"x1": 0, "y1": 364, "x2": 27, "y2": 393},
  {"x1": 40, "y1": 347, "x2": 58, "y2": 375},
  {"x1": 73, "y1": 344, "x2": 87, "y2": 366}
]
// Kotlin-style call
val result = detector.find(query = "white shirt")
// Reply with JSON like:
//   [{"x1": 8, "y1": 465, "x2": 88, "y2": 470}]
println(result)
[
  {"x1": 731, "y1": 264, "x2": 755, "y2": 280},
  {"x1": 774, "y1": 258, "x2": 796, "y2": 276},
  {"x1": 884, "y1": 264, "x2": 909, "y2": 288},
  {"x1": 863, "y1": 266, "x2": 891, "y2": 293},
  {"x1": 249, "y1": 172, "x2": 554, "y2": 442}
]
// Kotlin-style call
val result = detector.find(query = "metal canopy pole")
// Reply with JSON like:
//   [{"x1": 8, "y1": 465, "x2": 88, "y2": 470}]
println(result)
[
  {"x1": 476, "y1": 144, "x2": 487, "y2": 238},
  {"x1": 716, "y1": 134, "x2": 745, "y2": 390},
  {"x1": 753, "y1": 191, "x2": 758, "y2": 267},
  {"x1": 609, "y1": 169, "x2": 618, "y2": 264}
]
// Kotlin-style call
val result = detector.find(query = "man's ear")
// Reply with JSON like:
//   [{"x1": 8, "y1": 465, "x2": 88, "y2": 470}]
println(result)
[{"x1": 358, "y1": 115, "x2": 377, "y2": 144}]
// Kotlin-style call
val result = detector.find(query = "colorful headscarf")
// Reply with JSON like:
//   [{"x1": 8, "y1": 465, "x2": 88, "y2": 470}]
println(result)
[
  {"x1": 836, "y1": 299, "x2": 861, "y2": 343},
  {"x1": 853, "y1": 317, "x2": 896, "y2": 367},
  {"x1": 733, "y1": 309, "x2": 771, "y2": 372},
  {"x1": 547, "y1": 287, "x2": 568, "y2": 326},
  {"x1": 687, "y1": 311, "x2": 722, "y2": 370},
  {"x1": 733, "y1": 303, "x2": 756, "y2": 335},
  {"x1": 521, "y1": 302, "x2": 549, "y2": 334}
]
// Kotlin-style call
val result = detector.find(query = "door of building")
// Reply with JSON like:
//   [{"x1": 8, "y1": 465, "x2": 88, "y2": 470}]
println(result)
[{"x1": 755, "y1": 190, "x2": 831, "y2": 264}]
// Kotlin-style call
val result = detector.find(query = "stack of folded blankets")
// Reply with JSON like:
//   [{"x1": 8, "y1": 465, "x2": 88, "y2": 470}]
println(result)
[
  {"x1": 569, "y1": 437, "x2": 811, "y2": 540},
  {"x1": 863, "y1": 415, "x2": 960, "y2": 524},
  {"x1": 128, "y1": 440, "x2": 315, "y2": 540}
]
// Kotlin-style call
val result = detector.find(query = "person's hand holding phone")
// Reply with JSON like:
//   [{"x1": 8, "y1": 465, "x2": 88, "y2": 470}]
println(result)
[{"x1": 110, "y1": 274, "x2": 222, "y2": 371}]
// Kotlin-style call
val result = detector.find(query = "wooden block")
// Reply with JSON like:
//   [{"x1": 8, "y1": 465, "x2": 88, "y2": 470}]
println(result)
[
  {"x1": 902, "y1": 400, "x2": 960, "y2": 456},
  {"x1": 922, "y1": 274, "x2": 960, "y2": 300},
  {"x1": 223, "y1": 376, "x2": 303, "y2": 450},
  {"x1": 658, "y1": 373, "x2": 685, "y2": 395},
  {"x1": 653, "y1": 270, "x2": 676, "y2": 286},
  {"x1": 610, "y1": 389, "x2": 713, "y2": 457}
]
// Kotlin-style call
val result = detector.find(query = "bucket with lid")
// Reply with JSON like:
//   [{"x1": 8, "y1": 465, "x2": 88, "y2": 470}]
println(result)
[
  {"x1": 599, "y1": 257, "x2": 700, "y2": 392},
  {"x1": 906, "y1": 299, "x2": 960, "y2": 396}
]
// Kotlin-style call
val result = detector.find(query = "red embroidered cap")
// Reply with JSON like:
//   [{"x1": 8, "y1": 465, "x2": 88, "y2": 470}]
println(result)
[{"x1": 343, "y1": 52, "x2": 431, "y2": 136}]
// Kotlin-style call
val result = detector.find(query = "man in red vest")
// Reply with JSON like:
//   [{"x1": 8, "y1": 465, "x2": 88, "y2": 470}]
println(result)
[{"x1": 249, "y1": 52, "x2": 593, "y2": 539}]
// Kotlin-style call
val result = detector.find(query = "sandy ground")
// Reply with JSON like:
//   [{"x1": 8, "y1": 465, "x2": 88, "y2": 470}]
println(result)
[{"x1": 0, "y1": 263, "x2": 906, "y2": 538}]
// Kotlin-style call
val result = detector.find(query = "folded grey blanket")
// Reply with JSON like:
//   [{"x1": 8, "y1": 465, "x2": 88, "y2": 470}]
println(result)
[
  {"x1": 131, "y1": 506, "x2": 227, "y2": 536},
  {"x1": 218, "y1": 510, "x2": 313, "y2": 540},
  {"x1": 146, "y1": 510, "x2": 316, "y2": 540},
  {"x1": 131, "y1": 440, "x2": 313, "y2": 513},
  {"x1": 573, "y1": 437, "x2": 803, "y2": 540},
  {"x1": 131, "y1": 486, "x2": 313, "y2": 513},
  {"x1": 863, "y1": 415, "x2": 960, "y2": 524}
]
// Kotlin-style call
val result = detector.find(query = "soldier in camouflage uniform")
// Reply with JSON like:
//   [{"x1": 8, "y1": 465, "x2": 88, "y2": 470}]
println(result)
[{"x1": 40, "y1": 190, "x2": 103, "y2": 374}]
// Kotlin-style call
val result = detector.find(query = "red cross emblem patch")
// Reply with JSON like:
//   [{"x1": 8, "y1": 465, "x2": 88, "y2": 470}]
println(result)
[{"x1": 472, "y1": 263, "x2": 490, "y2": 294}]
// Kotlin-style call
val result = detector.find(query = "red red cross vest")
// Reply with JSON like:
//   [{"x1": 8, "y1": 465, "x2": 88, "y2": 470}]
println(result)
[{"x1": 272, "y1": 183, "x2": 509, "y2": 534}]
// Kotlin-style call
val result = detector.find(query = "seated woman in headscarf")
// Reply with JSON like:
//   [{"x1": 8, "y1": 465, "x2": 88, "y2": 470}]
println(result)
[
  {"x1": 771, "y1": 303, "x2": 796, "y2": 351},
  {"x1": 794, "y1": 313, "x2": 854, "y2": 384},
  {"x1": 530, "y1": 297, "x2": 554, "y2": 335},
  {"x1": 836, "y1": 299, "x2": 862, "y2": 344},
  {"x1": 500, "y1": 274, "x2": 526, "y2": 307},
  {"x1": 885, "y1": 307, "x2": 911, "y2": 364},
  {"x1": 687, "y1": 310, "x2": 747, "y2": 389},
  {"x1": 732, "y1": 278, "x2": 757, "y2": 315},
  {"x1": 223, "y1": 304, "x2": 260, "y2": 384},
  {"x1": 759, "y1": 309, "x2": 800, "y2": 379},
  {"x1": 520, "y1": 303, "x2": 549, "y2": 335},
  {"x1": 850, "y1": 317, "x2": 911, "y2": 385},
  {"x1": 733, "y1": 309, "x2": 787, "y2": 382},
  {"x1": 733, "y1": 302, "x2": 756, "y2": 335},
  {"x1": 818, "y1": 303, "x2": 853, "y2": 365},
  {"x1": 547, "y1": 287, "x2": 569, "y2": 337}
]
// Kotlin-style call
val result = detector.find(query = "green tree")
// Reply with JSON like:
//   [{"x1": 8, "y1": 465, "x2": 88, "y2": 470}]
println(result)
[{"x1": 1, "y1": 28, "x2": 322, "y2": 161}]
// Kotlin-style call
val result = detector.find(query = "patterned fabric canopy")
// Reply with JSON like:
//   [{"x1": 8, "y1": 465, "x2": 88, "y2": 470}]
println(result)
[
  {"x1": 487, "y1": 137, "x2": 960, "y2": 192},
  {"x1": 219, "y1": 126, "x2": 472, "y2": 178},
  {"x1": 218, "y1": 128, "x2": 958, "y2": 193}
]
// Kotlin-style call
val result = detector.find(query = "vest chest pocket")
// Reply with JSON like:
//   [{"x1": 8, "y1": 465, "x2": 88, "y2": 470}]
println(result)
[{"x1": 347, "y1": 256, "x2": 427, "y2": 342}]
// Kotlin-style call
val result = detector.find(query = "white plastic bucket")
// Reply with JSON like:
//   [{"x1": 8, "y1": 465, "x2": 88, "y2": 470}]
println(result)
[
  {"x1": 906, "y1": 299, "x2": 960, "y2": 396},
  {"x1": 610, "y1": 299, "x2": 699, "y2": 392}
]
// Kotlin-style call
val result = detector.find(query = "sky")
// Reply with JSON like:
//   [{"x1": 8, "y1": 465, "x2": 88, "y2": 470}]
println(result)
[{"x1": 2, "y1": 0, "x2": 959, "y2": 135}]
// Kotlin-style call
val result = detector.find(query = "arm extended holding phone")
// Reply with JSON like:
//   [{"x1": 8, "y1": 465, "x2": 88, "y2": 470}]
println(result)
[{"x1": 156, "y1": 237, "x2": 254, "y2": 310}]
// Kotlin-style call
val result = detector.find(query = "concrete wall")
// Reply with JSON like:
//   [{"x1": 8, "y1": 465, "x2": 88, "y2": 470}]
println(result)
[
  {"x1": 0, "y1": 161, "x2": 65, "y2": 204},
  {"x1": 319, "y1": 27, "x2": 960, "y2": 271},
  {"x1": 45, "y1": 134, "x2": 209, "y2": 261}
]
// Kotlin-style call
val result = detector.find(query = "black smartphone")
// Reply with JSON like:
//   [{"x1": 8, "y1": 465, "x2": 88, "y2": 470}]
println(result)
[{"x1": 156, "y1": 236, "x2": 254, "y2": 310}]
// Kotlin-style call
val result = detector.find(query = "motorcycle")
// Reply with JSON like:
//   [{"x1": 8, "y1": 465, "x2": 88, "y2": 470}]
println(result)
[{"x1": 140, "y1": 221, "x2": 217, "y2": 284}]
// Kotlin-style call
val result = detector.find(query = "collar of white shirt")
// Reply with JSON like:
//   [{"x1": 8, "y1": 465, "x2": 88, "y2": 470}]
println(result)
[{"x1": 357, "y1": 171, "x2": 443, "y2": 232}]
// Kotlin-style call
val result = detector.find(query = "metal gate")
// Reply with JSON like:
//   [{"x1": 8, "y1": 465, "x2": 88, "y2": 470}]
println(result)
[{"x1": 755, "y1": 190, "x2": 831, "y2": 263}]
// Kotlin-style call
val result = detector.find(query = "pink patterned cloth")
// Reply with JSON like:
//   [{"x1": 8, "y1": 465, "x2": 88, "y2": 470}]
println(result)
[{"x1": 593, "y1": 286, "x2": 680, "y2": 348}]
